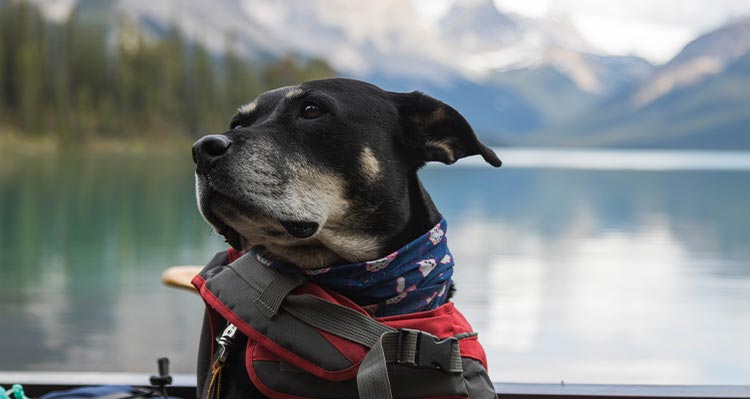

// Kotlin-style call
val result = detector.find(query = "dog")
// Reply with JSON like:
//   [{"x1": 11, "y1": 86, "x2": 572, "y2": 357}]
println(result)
[{"x1": 192, "y1": 78, "x2": 501, "y2": 398}]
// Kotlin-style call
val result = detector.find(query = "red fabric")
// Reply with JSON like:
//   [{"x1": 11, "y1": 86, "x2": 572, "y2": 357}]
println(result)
[
  {"x1": 247, "y1": 340, "x2": 468, "y2": 399},
  {"x1": 246, "y1": 342, "x2": 312, "y2": 399},
  {"x1": 378, "y1": 302, "x2": 488, "y2": 368},
  {"x1": 192, "y1": 248, "x2": 490, "y2": 395},
  {"x1": 226, "y1": 248, "x2": 244, "y2": 263}
]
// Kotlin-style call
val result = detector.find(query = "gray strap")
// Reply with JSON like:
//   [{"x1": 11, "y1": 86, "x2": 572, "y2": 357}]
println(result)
[
  {"x1": 357, "y1": 331, "x2": 395, "y2": 399},
  {"x1": 230, "y1": 253, "x2": 305, "y2": 319},
  {"x1": 381, "y1": 329, "x2": 418, "y2": 366},
  {"x1": 230, "y1": 254, "x2": 276, "y2": 291},
  {"x1": 283, "y1": 296, "x2": 462, "y2": 372},
  {"x1": 254, "y1": 273, "x2": 305, "y2": 319},
  {"x1": 284, "y1": 294, "x2": 396, "y2": 347},
  {"x1": 228, "y1": 254, "x2": 395, "y2": 344}
]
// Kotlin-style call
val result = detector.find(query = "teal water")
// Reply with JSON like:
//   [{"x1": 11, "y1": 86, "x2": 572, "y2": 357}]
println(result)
[{"x1": 1, "y1": 151, "x2": 749, "y2": 384}]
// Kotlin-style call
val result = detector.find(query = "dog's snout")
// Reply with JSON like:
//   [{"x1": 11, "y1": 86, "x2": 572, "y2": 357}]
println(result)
[{"x1": 192, "y1": 134, "x2": 232, "y2": 169}]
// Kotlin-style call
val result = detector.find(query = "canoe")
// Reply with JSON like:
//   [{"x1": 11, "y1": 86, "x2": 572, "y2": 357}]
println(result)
[{"x1": 1, "y1": 371, "x2": 749, "y2": 399}]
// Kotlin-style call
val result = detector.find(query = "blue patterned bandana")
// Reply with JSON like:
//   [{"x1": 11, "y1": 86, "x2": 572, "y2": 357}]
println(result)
[{"x1": 251, "y1": 219, "x2": 454, "y2": 317}]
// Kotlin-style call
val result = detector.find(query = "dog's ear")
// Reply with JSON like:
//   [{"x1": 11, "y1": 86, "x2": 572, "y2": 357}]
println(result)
[{"x1": 391, "y1": 91, "x2": 501, "y2": 167}]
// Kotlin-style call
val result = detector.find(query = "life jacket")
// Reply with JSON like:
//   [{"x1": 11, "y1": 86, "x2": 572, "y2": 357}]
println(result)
[{"x1": 193, "y1": 250, "x2": 497, "y2": 399}]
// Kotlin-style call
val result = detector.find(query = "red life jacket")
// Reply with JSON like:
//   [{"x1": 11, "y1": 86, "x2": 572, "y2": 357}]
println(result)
[{"x1": 193, "y1": 250, "x2": 496, "y2": 399}]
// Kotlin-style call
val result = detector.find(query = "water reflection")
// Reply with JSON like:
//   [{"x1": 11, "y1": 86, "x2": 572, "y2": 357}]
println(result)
[
  {"x1": 0, "y1": 154, "x2": 748, "y2": 384},
  {"x1": 419, "y1": 166, "x2": 750, "y2": 384},
  {"x1": 0, "y1": 153, "x2": 222, "y2": 372}
]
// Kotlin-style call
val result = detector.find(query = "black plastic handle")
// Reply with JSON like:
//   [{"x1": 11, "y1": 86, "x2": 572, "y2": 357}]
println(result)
[{"x1": 157, "y1": 357, "x2": 169, "y2": 377}]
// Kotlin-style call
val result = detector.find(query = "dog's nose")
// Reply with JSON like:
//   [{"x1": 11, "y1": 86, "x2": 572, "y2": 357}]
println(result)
[{"x1": 192, "y1": 134, "x2": 232, "y2": 168}]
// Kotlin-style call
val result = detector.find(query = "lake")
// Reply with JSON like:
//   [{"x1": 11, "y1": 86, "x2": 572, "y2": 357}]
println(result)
[{"x1": 1, "y1": 148, "x2": 749, "y2": 385}]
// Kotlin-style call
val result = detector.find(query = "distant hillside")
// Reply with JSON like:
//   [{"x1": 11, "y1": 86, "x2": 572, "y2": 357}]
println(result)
[
  {"x1": 572, "y1": 56, "x2": 750, "y2": 149},
  {"x1": 633, "y1": 17, "x2": 750, "y2": 108},
  {"x1": 531, "y1": 18, "x2": 750, "y2": 149},
  {"x1": 368, "y1": 73, "x2": 543, "y2": 141}
]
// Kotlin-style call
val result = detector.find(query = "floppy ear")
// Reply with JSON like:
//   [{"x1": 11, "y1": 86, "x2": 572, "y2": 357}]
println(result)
[{"x1": 391, "y1": 91, "x2": 502, "y2": 167}]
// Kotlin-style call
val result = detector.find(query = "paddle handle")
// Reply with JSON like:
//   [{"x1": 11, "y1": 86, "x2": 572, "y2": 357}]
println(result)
[{"x1": 161, "y1": 266, "x2": 203, "y2": 292}]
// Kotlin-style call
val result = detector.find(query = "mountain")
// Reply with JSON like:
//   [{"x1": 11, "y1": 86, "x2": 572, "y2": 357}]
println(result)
[
  {"x1": 633, "y1": 17, "x2": 750, "y2": 108},
  {"x1": 534, "y1": 18, "x2": 750, "y2": 149},
  {"x1": 369, "y1": 72, "x2": 543, "y2": 140},
  {"x1": 437, "y1": 0, "x2": 655, "y2": 94},
  {"x1": 113, "y1": 0, "x2": 459, "y2": 82},
  {"x1": 31, "y1": 0, "x2": 748, "y2": 149},
  {"x1": 32, "y1": 0, "x2": 656, "y2": 139}
]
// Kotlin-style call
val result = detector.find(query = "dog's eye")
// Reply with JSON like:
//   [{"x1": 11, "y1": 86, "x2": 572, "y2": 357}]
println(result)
[
  {"x1": 301, "y1": 102, "x2": 326, "y2": 119},
  {"x1": 233, "y1": 125, "x2": 243, "y2": 130}
]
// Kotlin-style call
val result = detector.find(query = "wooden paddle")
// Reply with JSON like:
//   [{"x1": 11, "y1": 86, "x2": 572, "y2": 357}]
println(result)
[{"x1": 161, "y1": 266, "x2": 203, "y2": 293}]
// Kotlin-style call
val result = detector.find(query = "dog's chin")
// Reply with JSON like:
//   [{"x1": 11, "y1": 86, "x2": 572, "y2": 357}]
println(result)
[
  {"x1": 196, "y1": 189, "x2": 251, "y2": 250},
  {"x1": 200, "y1": 190, "x2": 326, "y2": 253},
  {"x1": 200, "y1": 205, "x2": 244, "y2": 250}
]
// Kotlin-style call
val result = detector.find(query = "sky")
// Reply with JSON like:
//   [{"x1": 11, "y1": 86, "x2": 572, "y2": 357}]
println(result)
[{"x1": 413, "y1": 0, "x2": 750, "y2": 64}]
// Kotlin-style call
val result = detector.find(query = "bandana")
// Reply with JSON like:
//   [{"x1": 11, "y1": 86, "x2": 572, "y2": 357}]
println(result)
[{"x1": 250, "y1": 219, "x2": 454, "y2": 317}]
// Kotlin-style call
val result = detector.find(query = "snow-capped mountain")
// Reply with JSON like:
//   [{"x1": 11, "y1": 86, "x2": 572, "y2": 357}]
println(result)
[
  {"x1": 438, "y1": 0, "x2": 603, "y2": 90},
  {"x1": 30, "y1": 0, "x2": 749, "y2": 148},
  {"x1": 110, "y1": 0, "x2": 458, "y2": 82},
  {"x1": 37, "y1": 0, "x2": 652, "y2": 92},
  {"x1": 535, "y1": 18, "x2": 750, "y2": 149},
  {"x1": 633, "y1": 16, "x2": 750, "y2": 107}
]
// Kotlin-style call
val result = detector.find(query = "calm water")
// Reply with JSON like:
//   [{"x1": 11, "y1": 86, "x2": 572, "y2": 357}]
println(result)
[{"x1": 1, "y1": 150, "x2": 749, "y2": 384}]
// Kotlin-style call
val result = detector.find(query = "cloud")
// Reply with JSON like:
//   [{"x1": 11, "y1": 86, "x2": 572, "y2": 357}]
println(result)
[
  {"x1": 492, "y1": 0, "x2": 750, "y2": 63},
  {"x1": 572, "y1": 14, "x2": 696, "y2": 63}
]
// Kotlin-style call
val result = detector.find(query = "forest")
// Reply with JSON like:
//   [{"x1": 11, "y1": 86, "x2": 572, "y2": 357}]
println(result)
[{"x1": 0, "y1": 0, "x2": 336, "y2": 144}]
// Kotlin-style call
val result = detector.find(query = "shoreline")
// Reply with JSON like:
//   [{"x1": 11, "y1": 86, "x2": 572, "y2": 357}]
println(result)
[{"x1": 0, "y1": 132, "x2": 196, "y2": 156}]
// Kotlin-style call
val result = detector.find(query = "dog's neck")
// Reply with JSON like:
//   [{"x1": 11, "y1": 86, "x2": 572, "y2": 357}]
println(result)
[
  {"x1": 382, "y1": 172, "x2": 443, "y2": 255},
  {"x1": 254, "y1": 216, "x2": 453, "y2": 317},
  {"x1": 251, "y1": 172, "x2": 442, "y2": 270}
]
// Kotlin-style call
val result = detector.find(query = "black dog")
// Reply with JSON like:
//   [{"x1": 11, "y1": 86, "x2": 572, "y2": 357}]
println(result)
[{"x1": 192, "y1": 78, "x2": 501, "y2": 398}]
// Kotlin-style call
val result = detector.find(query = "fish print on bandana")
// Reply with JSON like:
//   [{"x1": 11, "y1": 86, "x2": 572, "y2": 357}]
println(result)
[{"x1": 252, "y1": 219, "x2": 455, "y2": 317}]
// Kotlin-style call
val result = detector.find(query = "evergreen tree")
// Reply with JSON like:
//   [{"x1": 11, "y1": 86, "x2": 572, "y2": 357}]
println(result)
[
  {"x1": 224, "y1": 32, "x2": 260, "y2": 115},
  {"x1": 0, "y1": 0, "x2": 337, "y2": 142}
]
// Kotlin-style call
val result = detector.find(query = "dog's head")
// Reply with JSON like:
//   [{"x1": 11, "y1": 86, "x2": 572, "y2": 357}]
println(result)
[{"x1": 193, "y1": 78, "x2": 500, "y2": 269}]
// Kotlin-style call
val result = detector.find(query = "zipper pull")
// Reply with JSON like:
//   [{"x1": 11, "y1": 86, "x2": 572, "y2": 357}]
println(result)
[
  {"x1": 205, "y1": 324, "x2": 238, "y2": 399},
  {"x1": 215, "y1": 323, "x2": 238, "y2": 363}
]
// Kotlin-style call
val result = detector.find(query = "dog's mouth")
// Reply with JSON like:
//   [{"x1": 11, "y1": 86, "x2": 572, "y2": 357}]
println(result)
[
  {"x1": 279, "y1": 221, "x2": 319, "y2": 238},
  {"x1": 200, "y1": 194, "x2": 243, "y2": 249},
  {"x1": 195, "y1": 186, "x2": 245, "y2": 249},
  {"x1": 200, "y1": 186, "x2": 322, "y2": 247},
  {"x1": 217, "y1": 222, "x2": 243, "y2": 250}
]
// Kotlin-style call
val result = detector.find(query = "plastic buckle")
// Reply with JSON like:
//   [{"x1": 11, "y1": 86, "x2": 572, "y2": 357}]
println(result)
[{"x1": 415, "y1": 332, "x2": 457, "y2": 371}]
